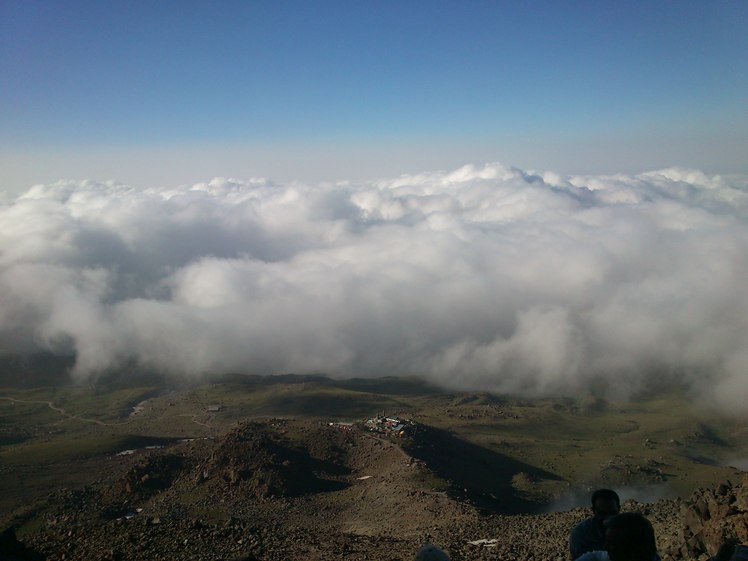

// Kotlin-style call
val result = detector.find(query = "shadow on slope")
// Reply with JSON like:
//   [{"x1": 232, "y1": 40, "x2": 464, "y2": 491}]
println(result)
[
  {"x1": 404, "y1": 424, "x2": 564, "y2": 514},
  {"x1": 334, "y1": 376, "x2": 445, "y2": 396},
  {"x1": 260, "y1": 393, "x2": 397, "y2": 418}
]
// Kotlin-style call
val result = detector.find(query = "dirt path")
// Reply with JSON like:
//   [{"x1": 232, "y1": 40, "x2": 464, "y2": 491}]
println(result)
[
  {"x1": 176, "y1": 412, "x2": 214, "y2": 429},
  {"x1": 0, "y1": 396, "x2": 128, "y2": 426},
  {"x1": 363, "y1": 431, "x2": 412, "y2": 462},
  {"x1": 0, "y1": 395, "x2": 220, "y2": 433}
]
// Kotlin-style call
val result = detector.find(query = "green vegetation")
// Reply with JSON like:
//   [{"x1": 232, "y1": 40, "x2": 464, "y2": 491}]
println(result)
[
  {"x1": 14, "y1": 515, "x2": 46, "y2": 538},
  {"x1": 0, "y1": 372, "x2": 746, "y2": 518},
  {"x1": 0, "y1": 432, "x2": 176, "y2": 465},
  {"x1": 407, "y1": 469, "x2": 450, "y2": 492}
]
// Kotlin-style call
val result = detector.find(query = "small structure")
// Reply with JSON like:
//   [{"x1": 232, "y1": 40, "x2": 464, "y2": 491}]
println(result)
[
  {"x1": 363, "y1": 415, "x2": 414, "y2": 437},
  {"x1": 205, "y1": 404, "x2": 223, "y2": 413}
]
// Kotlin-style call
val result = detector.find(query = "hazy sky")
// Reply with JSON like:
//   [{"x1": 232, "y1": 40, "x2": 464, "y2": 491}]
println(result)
[
  {"x1": 2, "y1": 1, "x2": 747, "y2": 192},
  {"x1": 2, "y1": 2, "x2": 748, "y2": 407}
]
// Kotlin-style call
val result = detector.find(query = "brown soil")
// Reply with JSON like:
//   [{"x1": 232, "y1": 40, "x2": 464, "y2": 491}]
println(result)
[{"x1": 4, "y1": 419, "x2": 745, "y2": 561}]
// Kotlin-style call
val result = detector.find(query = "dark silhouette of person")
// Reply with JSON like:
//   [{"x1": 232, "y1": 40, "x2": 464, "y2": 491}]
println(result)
[
  {"x1": 711, "y1": 539, "x2": 748, "y2": 561},
  {"x1": 574, "y1": 512, "x2": 659, "y2": 561},
  {"x1": 604, "y1": 512, "x2": 658, "y2": 561},
  {"x1": 570, "y1": 489, "x2": 621, "y2": 559},
  {"x1": 414, "y1": 543, "x2": 451, "y2": 561},
  {"x1": 0, "y1": 527, "x2": 44, "y2": 561}
]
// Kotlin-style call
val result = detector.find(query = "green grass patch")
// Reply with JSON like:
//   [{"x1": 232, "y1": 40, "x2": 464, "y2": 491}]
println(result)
[
  {"x1": 407, "y1": 469, "x2": 450, "y2": 492},
  {"x1": 0, "y1": 433, "x2": 178, "y2": 465},
  {"x1": 15, "y1": 515, "x2": 46, "y2": 538},
  {"x1": 53, "y1": 385, "x2": 161, "y2": 421}
]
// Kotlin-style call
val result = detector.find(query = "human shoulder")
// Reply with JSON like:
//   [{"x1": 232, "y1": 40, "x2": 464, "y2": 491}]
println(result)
[{"x1": 572, "y1": 517, "x2": 596, "y2": 534}]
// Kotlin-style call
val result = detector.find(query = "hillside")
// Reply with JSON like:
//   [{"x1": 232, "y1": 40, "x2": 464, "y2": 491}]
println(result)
[{"x1": 1, "y1": 372, "x2": 746, "y2": 559}]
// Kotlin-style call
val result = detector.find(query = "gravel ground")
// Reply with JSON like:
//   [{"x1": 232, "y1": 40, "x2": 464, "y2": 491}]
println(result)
[{"x1": 7, "y1": 420, "x2": 744, "y2": 561}]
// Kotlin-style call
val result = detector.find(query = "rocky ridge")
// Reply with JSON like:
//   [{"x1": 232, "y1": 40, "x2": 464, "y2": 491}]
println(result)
[{"x1": 2, "y1": 419, "x2": 746, "y2": 560}]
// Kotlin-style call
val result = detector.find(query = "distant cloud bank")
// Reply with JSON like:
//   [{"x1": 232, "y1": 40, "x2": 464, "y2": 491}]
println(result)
[{"x1": 2, "y1": 164, "x2": 747, "y2": 409}]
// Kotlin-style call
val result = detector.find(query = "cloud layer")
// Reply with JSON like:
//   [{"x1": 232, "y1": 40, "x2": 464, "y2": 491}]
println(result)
[{"x1": 2, "y1": 164, "x2": 747, "y2": 408}]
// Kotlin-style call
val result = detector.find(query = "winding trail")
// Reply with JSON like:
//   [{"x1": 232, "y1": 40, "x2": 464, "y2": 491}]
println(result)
[
  {"x1": 176, "y1": 412, "x2": 214, "y2": 429},
  {"x1": 0, "y1": 396, "x2": 129, "y2": 426},
  {"x1": 2, "y1": 395, "x2": 219, "y2": 434},
  {"x1": 363, "y1": 431, "x2": 412, "y2": 462}
]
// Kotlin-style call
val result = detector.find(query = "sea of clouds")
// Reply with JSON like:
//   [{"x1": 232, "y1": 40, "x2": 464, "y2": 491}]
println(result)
[{"x1": 1, "y1": 163, "x2": 747, "y2": 408}]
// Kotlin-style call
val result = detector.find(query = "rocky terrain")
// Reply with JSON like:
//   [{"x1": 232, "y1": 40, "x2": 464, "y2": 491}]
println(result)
[
  {"x1": 2, "y1": 417, "x2": 746, "y2": 561},
  {"x1": 677, "y1": 477, "x2": 748, "y2": 560}
]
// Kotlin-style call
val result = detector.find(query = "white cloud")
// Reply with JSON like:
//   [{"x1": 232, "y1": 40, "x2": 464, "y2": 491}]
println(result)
[{"x1": 1, "y1": 164, "x2": 747, "y2": 409}]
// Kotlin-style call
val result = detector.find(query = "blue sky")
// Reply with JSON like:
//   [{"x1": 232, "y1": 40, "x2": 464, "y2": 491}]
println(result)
[{"x1": 1, "y1": 1, "x2": 747, "y2": 191}]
